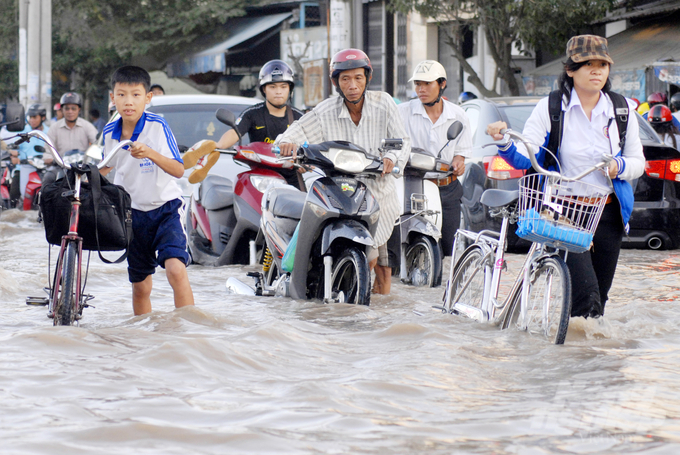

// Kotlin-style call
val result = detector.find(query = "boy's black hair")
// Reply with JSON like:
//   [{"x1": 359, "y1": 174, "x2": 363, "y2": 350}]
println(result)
[
  {"x1": 150, "y1": 84, "x2": 165, "y2": 93},
  {"x1": 111, "y1": 66, "x2": 151, "y2": 93}
]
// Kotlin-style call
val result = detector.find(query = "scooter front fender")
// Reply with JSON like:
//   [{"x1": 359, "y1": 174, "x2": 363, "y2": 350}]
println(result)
[
  {"x1": 399, "y1": 215, "x2": 441, "y2": 244},
  {"x1": 321, "y1": 219, "x2": 373, "y2": 255}
]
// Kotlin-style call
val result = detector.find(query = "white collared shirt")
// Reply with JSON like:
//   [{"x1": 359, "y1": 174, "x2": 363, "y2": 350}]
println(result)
[
  {"x1": 398, "y1": 99, "x2": 473, "y2": 179},
  {"x1": 515, "y1": 88, "x2": 644, "y2": 193},
  {"x1": 560, "y1": 88, "x2": 626, "y2": 192},
  {"x1": 102, "y1": 112, "x2": 183, "y2": 211},
  {"x1": 275, "y1": 91, "x2": 410, "y2": 247}
]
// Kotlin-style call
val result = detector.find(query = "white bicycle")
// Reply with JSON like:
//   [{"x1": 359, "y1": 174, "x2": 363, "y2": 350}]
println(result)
[{"x1": 435, "y1": 129, "x2": 612, "y2": 344}]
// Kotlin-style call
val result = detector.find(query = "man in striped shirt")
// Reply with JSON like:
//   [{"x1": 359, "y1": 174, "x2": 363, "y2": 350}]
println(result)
[{"x1": 276, "y1": 49, "x2": 410, "y2": 295}]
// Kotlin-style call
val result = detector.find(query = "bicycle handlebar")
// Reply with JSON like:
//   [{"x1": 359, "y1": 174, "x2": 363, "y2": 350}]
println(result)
[
  {"x1": 11, "y1": 130, "x2": 132, "y2": 171},
  {"x1": 499, "y1": 128, "x2": 613, "y2": 182}
]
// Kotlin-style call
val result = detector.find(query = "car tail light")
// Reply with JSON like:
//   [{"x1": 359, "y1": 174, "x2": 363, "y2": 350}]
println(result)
[
  {"x1": 483, "y1": 156, "x2": 526, "y2": 180},
  {"x1": 645, "y1": 159, "x2": 680, "y2": 182}
]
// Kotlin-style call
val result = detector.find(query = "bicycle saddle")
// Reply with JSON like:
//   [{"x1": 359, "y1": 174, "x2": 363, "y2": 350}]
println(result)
[{"x1": 480, "y1": 189, "x2": 519, "y2": 208}]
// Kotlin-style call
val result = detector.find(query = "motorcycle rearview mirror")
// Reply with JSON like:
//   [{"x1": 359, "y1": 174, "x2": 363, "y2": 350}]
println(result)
[
  {"x1": 215, "y1": 108, "x2": 242, "y2": 147},
  {"x1": 436, "y1": 120, "x2": 464, "y2": 158},
  {"x1": 2, "y1": 103, "x2": 26, "y2": 132},
  {"x1": 447, "y1": 121, "x2": 464, "y2": 141}
]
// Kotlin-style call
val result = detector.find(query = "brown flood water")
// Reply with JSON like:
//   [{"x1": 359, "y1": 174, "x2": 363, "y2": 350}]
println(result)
[{"x1": 2, "y1": 209, "x2": 680, "y2": 454}]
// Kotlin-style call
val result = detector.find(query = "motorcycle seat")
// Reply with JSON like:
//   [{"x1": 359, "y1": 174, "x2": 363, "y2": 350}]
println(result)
[
  {"x1": 200, "y1": 175, "x2": 234, "y2": 210},
  {"x1": 270, "y1": 187, "x2": 306, "y2": 220}
]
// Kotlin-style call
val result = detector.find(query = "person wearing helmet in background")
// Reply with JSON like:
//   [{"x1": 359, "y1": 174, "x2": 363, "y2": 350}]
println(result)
[
  {"x1": 398, "y1": 60, "x2": 473, "y2": 258},
  {"x1": 637, "y1": 101, "x2": 650, "y2": 116},
  {"x1": 50, "y1": 103, "x2": 62, "y2": 125},
  {"x1": 44, "y1": 92, "x2": 98, "y2": 186},
  {"x1": 643, "y1": 92, "x2": 680, "y2": 129},
  {"x1": 46, "y1": 92, "x2": 98, "y2": 164},
  {"x1": 6, "y1": 104, "x2": 50, "y2": 207},
  {"x1": 648, "y1": 104, "x2": 680, "y2": 149},
  {"x1": 457, "y1": 91, "x2": 478, "y2": 104},
  {"x1": 275, "y1": 48, "x2": 411, "y2": 295},
  {"x1": 670, "y1": 93, "x2": 680, "y2": 120},
  {"x1": 183, "y1": 60, "x2": 304, "y2": 186}
]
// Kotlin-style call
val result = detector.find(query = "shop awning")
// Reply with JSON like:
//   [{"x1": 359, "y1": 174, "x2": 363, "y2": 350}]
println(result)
[
  {"x1": 522, "y1": 20, "x2": 680, "y2": 99},
  {"x1": 530, "y1": 22, "x2": 680, "y2": 76},
  {"x1": 167, "y1": 12, "x2": 293, "y2": 78}
]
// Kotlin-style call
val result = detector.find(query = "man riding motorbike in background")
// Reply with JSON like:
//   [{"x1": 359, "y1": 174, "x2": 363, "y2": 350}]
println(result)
[
  {"x1": 7, "y1": 104, "x2": 50, "y2": 207},
  {"x1": 183, "y1": 59, "x2": 305, "y2": 188},
  {"x1": 45, "y1": 92, "x2": 98, "y2": 186},
  {"x1": 275, "y1": 48, "x2": 410, "y2": 295}
]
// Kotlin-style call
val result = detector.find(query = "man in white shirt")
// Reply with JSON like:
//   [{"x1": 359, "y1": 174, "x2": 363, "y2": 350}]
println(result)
[
  {"x1": 276, "y1": 48, "x2": 410, "y2": 295},
  {"x1": 46, "y1": 92, "x2": 98, "y2": 159},
  {"x1": 398, "y1": 60, "x2": 473, "y2": 257}
]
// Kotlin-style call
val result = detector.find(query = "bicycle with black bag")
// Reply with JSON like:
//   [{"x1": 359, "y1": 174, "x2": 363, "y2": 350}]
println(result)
[{"x1": 10, "y1": 129, "x2": 133, "y2": 326}]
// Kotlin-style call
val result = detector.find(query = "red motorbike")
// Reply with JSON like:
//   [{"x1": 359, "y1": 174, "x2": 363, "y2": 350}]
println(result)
[
  {"x1": 185, "y1": 108, "x2": 299, "y2": 266},
  {"x1": 1, "y1": 153, "x2": 43, "y2": 211}
]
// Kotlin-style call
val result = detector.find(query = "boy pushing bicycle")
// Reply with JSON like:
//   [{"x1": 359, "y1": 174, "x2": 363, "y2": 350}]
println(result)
[{"x1": 101, "y1": 66, "x2": 194, "y2": 315}]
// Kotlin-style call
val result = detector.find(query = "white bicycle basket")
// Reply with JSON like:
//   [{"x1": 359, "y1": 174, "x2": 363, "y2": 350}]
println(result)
[{"x1": 516, "y1": 173, "x2": 609, "y2": 253}]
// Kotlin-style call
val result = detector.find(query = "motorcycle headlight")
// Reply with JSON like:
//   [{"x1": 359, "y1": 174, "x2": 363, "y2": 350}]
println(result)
[
  {"x1": 409, "y1": 153, "x2": 436, "y2": 171},
  {"x1": 29, "y1": 157, "x2": 45, "y2": 168},
  {"x1": 326, "y1": 148, "x2": 373, "y2": 174},
  {"x1": 250, "y1": 175, "x2": 285, "y2": 193},
  {"x1": 63, "y1": 153, "x2": 83, "y2": 166}
]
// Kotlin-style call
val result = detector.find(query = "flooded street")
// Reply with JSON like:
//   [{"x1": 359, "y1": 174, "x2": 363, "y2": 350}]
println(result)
[{"x1": 2, "y1": 209, "x2": 680, "y2": 454}]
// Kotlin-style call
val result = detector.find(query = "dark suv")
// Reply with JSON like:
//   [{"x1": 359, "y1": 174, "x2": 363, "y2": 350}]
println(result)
[{"x1": 460, "y1": 97, "x2": 680, "y2": 250}]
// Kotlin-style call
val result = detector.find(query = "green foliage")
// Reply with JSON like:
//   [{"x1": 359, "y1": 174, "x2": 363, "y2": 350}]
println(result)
[
  {"x1": 50, "y1": 0, "x2": 250, "y2": 104},
  {"x1": 388, "y1": 0, "x2": 615, "y2": 95},
  {"x1": 0, "y1": 0, "x2": 18, "y2": 102}
]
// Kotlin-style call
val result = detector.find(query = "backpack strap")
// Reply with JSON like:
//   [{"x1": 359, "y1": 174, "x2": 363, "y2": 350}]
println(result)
[
  {"x1": 544, "y1": 90, "x2": 563, "y2": 169},
  {"x1": 608, "y1": 91, "x2": 629, "y2": 152}
]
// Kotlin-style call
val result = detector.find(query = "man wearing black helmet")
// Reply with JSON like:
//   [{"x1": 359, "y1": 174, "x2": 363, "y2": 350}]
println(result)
[
  {"x1": 46, "y1": 92, "x2": 98, "y2": 167},
  {"x1": 670, "y1": 93, "x2": 680, "y2": 121},
  {"x1": 7, "y1": 103, "x2": 50, "y2": 206},
  {"x1": 275, "y1": 48, "x2": 411, "y2": 295},
  {"x1": 182, "y1": 60, "x2": 304, "y2": 185}
]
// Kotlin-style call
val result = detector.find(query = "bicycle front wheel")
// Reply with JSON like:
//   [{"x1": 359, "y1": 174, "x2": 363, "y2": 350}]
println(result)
[
  {"x1": 53, "y1": 242, "x2": 79, "y2": 326},
  {"x1": 509, "y1": 256, "x2": 571, "y2": 344},
  {"x1": 448, "y1": 245, "x2": 486, "y2": 312}
]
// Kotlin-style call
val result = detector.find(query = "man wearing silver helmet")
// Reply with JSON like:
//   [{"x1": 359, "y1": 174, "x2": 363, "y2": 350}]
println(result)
[
  {"x1": 183, "y1": 59, "x2": 304, "y2": 185},
  {"x1": 398, "y1": 60, "x2": 473, "y2": 257}
]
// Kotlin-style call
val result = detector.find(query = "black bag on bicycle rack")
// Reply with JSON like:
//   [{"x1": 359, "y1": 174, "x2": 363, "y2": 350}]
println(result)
[{"x1": 40, "y1": 163, "x2": 133, "y2": 263}]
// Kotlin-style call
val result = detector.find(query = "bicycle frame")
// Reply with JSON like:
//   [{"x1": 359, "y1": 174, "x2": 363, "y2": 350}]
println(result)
[
  {"x1": 439, "y1": 128, "x2": 609, "y2": 342},
  {"x1": 16, "y1": 129, "x2": 132, "y2": 324}
]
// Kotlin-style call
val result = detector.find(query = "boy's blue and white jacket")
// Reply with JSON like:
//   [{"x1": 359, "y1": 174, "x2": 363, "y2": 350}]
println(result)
[
  {"x1": 498, "y1": 89, "x2": 645, "y2": 229},
  {"x1": 102, "y1": 112, "x2": 184, "y2": 212}
]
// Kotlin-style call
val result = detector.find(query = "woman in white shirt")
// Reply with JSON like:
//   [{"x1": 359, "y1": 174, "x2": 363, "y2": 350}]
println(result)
[{"x1": 486, "y1": 35, "x2": 645, "y2": 319}]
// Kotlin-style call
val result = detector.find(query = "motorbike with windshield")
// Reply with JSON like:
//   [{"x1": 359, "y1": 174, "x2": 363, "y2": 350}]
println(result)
[{"x1": 227, "y1": 139, "x2": 403, "y2": 306}]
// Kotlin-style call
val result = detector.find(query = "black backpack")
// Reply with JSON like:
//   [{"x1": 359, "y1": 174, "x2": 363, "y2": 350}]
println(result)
[{"x1": 544, "y1": 90, "x2": 630, "y2": 169}]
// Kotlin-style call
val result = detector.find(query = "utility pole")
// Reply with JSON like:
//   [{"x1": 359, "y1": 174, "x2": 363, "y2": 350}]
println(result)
[{"x1": 19, "y1": 0, "x2": 52, "y2": 117}]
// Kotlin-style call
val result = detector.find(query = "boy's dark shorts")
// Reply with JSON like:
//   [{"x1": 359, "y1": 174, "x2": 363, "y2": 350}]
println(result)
[{"x1": 128, "y1": 198, "x2": 190, "y2": 283}]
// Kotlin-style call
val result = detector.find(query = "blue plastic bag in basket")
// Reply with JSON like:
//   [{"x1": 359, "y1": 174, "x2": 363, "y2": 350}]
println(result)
[{"x1": 517, "y1": 207, "x2": 592, "y2": 252}]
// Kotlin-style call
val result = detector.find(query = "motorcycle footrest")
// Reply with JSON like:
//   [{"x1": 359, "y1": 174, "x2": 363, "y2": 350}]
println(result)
[{"x1": 26, "y1": 296, "x2": 49, "y2": 306}]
